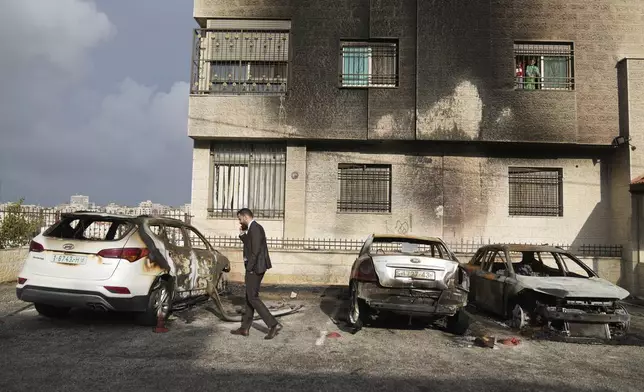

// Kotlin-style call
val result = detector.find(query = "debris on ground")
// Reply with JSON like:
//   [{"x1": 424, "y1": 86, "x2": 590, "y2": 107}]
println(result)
[
  {"x1": 498, "y1": 337, "x2": 521, "y2": 346},
  {"x1": 474, "y1": 335, "x2": 496, "y2": 348},
  {"x1": 290, "y1": 292, "x2": 298, "y2": 299},
  {"x1": 326, "y1": 332, "x2": 341, "y2": 338},
  {"x1": 206, "y1": 282, "x2": 304, "y2": 322}
]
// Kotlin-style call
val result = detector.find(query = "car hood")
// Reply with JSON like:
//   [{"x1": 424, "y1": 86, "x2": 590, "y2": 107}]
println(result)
[{"x1": 516, "y1": 276, "x2": 630, "y2": 300}]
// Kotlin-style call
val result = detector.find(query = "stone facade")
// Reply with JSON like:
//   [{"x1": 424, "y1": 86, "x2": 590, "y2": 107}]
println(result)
[{"x1": 188, "y1": 1, "x2": 644, "y2": 293}]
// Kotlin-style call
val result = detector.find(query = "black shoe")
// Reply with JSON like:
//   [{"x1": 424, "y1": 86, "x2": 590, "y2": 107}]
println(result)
[
  {"x1": 230, "y1": 327, "x2": 249, "y2": 337},
  {"x1": 264, "y1": 323, "x2": 282, "y2": 340}
]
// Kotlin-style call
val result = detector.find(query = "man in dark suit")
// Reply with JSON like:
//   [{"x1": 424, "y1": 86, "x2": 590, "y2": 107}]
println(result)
[{"x1": 230, "y1": 208, "x2": 282, "y2": 339}]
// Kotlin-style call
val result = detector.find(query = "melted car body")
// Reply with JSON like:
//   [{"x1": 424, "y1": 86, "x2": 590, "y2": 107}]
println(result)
[{"x1": 464, "y1": 244, "x2": 631, "y2": 340}]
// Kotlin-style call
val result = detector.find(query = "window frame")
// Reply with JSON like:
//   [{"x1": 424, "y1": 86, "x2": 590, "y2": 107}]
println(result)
[
  {"x1": 337, "y1": 163, "x2": 392, "y2": 214},
  {"x1": 208, "y1": 142, "x2": 287, "y2": 220},
  {"x1": 508, "y1": 167, "x2": 564, "y2": 217},
  {"x1": 513, "y1": 41, "x2": 575, "y2": 91},
  {"x1": 338, "y1": 39, "x2": 399, "y2": 89}
]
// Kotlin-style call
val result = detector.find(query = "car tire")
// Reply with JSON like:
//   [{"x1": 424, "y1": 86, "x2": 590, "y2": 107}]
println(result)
[
  {"x1": 446, "y1": 309, "x2": 470, "y2": 336},
  {"x1": 137, "y1": 278, "x2": 173, "y2": 327},
  {"x1": 347, "y1": 280, "x2": 371, "y2": 330},
  {"x1": 34, "y1": 303, "x2": 71, "y2": 318}
]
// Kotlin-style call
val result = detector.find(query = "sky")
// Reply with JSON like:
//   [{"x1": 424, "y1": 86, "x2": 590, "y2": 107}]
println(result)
[{"x1": 0, "y1": 0, "x2": 197, "y2": 207}]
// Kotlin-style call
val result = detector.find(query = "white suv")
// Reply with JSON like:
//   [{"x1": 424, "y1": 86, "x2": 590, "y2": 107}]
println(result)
[{"x1": 16, "y1": 212, "x2": 230, "y2": 325}]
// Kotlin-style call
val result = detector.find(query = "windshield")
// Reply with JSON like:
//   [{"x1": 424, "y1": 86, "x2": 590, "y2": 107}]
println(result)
[
  {"x1": 44, "y1": 216, "x2": 135, "y2": 241},
  {"x1": 507, "y1": 250, "x2": 594, "y2": 278},
  {"x1": 370, "y1": 238, "x2": 453, "y2": 261}
]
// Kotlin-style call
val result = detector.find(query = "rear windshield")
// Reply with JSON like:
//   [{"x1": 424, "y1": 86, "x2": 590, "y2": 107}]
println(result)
[
  {"x1": 44, "y1": 216, "x2": 135, "y2": 241},
  {"x1": 370, "y1": 238, "x2": 453, "y2": 261}
]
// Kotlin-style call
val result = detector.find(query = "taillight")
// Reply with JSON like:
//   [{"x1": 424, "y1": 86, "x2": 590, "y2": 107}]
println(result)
[
  {"x1": 104, "y1": 286, "x2": 131, "y2": 294},
  {"x1": 17, "y1": 277, "x2": 27, "y2": 285},
  {"x1": 355, "y1": 259, "x2": 379, "y2": 282},
  {"x1": 29, "y1": 241, "x2": 44, "y2": 253},
  {"x1": 98, "y1": 248, "x2": 149, "y2": 262}
]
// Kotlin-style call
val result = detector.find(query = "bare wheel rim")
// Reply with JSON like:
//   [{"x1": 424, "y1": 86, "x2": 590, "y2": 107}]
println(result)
[
  {"x1": 154, "y1": 283, "x2": 171, "y2": 318},
  {"x1": 349, "y1": 283, "x2": 360, "y2": 325},
  {"x1": 511, "y1": 304, "x2": 527, "y2": 329}
]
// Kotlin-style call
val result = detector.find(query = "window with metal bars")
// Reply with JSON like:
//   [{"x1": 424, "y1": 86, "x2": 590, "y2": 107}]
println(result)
[
  {"x1": 191, "y1": 28, "x2": 289, "y2": 95},
  {"x1": 514, "y1": 42, "x2": 574, "y2": 91},
  {"x1": 509, "y1": 167, "x2": 563, "y2": 217},
  {"x1": 209, "y1": 143, "x2": 286, "y2": 219},
  {"x1": 339, "y1": 40, "x2": 398, "y2": 88},
  {"x1": 337, "y1": 164, "x2": 392, "y2": 213}
]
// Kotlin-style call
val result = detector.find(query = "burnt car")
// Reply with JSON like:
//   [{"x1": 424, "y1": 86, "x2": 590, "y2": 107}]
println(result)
[
  {"x1": 347, "y1": 234, "x2": 470, "y2": 335},
  {"x1": 463, "y1": 244, "x2": 631, "y2": 340},
  {"x1": 16, "y1": 212, "x2": 230, "y2": 325}
]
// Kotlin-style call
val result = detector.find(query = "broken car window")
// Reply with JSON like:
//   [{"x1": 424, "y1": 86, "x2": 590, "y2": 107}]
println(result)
[
  {"x1": 507, "y1": 250, "x2": 588, "y2": 277},
  {"x1": 370, "y1": 238, "x2": 453, "y2": 261},
  {"x1": 44, "y1": 217, "x2": 134, "y2": 241},
  {"x1": 186, "y1": 227, "x2": 210, "y2": 251},
  {"x1": 557, "y1": 253, "x2": 594, "y2": 278},
  {"x1": 164, "y1": 226, "x2": 187, "y2": 248}
]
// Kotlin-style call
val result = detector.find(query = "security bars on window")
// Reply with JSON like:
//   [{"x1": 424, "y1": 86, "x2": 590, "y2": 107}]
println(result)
[
  {"x1": 191, "y1": 28, "x2": 289, "y2": 95},
  {"x1": 514, "y1": 42, "x2": 574, "y2": 91},
  {"x1": 209, "y1": 143, "x2": 286, "y2": 219},
  {"x1": 509, "y1": 167, "x2": 563, "y2": 217},
  {"x1": 340, "y1": 41, "x2": 398, "y2": 87},
  {"x1": 338, "y1": 164, "x2": 392, "y2": 213}
]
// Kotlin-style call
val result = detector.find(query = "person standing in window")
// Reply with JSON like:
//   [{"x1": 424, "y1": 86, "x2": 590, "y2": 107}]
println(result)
[
  {"x1": 524, "y1": 58, "x2": 540, "y2": 90},
  {"x1": 230, "y1": 208, "x2": 282, "y2": 339},
  {"x1": 515, "y1": 61, "x2": 524, "y2": 89}
]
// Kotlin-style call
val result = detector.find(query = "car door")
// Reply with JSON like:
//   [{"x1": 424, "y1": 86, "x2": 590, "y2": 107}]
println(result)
[
  {"x1": 185, "y1": 226, "x2": 217, "y2": 294},
  {"x1": 476, "y1": 250, "x2": 510, "y2": 316},
  {"x1": 161, "y1": 224, "x2": 194, "y2": 298},
  {"x1": 465, "y1": 249, "x2": 488, "y2": 302}
]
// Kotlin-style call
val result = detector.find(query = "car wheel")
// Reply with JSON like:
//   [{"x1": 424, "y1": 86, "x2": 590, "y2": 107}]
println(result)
[
  {"x1": 348, "y1": 280, "x2": 370, "y2": 330},
  {"x1": 446, "y1": 309, "x2": 470, "y2": 336},
  {"x1": 509, "y1": 304, "x2": 529, "y2": 329},
  {"x1": 137, "y1": 278, "x2": 173, "y2": 327},
  {"x1": 216, "y1": 272, "x2": 229, "y2": 296},
  {"x1": 34, "y1": 303, "x2": 70, "y2": 318}
]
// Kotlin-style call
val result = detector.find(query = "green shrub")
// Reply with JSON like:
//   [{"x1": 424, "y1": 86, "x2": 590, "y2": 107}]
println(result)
[{"x1": 0, "y1": 199, "x2": 43, "y2": 249}]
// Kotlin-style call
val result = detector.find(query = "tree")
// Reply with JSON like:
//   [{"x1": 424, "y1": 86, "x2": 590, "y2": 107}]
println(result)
[{"x1": 0, "y1": 199, "x2": 42, "y2": 249}]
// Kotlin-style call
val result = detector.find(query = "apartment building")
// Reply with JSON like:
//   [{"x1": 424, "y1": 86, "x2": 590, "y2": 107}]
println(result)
[{"x1": 187, "y1": 0, "x2": 644, "y2": 285}]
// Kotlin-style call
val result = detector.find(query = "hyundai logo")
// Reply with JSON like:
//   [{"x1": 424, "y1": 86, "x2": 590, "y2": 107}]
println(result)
[
  {"x1": 410, "y1": 258, "x2": 421, "y2": 264},
  {"x1": 62, "y1": 243, "x2": 74, "y2": 251}
]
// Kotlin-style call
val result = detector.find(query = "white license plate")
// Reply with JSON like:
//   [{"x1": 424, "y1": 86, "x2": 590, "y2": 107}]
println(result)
[
  {"x1": 52, "y1": 254, "x2": 87, "y2": 265},
  {"x1": 395, "y1": 269, "x2": 435, "y2": 280}
]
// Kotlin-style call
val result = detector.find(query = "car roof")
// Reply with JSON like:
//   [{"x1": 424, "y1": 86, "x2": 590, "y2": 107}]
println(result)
[
  {"x1": 372, "y1": 233, "x2": 443, "y2": 243},
  {"x1": 479, "y1": 243, "x2": 568, "y2": 253},
  {"x1": 60, "y1": 211, "x2": 186, "y2": 225}
]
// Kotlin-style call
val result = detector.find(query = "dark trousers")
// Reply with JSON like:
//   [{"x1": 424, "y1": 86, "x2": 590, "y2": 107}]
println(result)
[{"x1": 241, "y1": 271, "x2": 278, "y2": 330}]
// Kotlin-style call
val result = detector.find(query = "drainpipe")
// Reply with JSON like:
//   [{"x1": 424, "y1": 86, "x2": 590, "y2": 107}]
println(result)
[{"x1": 414, "y1": 0, "x2": 418, "y2": 141}]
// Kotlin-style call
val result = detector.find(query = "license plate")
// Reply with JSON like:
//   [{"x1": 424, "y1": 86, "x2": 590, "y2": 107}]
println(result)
[
  {"x1": 395, "y1": 269, "x2": 435, "y2": 280},
  {"x1": 52, "y1": 254, "x2": 87, "y2": 265}
]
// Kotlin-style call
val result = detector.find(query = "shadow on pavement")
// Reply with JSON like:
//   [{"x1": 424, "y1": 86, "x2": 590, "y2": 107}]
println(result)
[{"x1": 0, "y1": 368, "x2": 624, "y2": 392}]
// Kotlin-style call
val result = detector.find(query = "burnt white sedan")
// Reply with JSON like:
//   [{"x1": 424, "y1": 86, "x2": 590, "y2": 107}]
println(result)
[{"x1": 347, "y1": 234, "x2": 470, "y2": 334}]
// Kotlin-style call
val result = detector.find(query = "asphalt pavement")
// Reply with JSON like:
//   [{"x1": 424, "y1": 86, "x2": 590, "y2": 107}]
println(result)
[{"x1": 1, "y1": 283, "x2": 644, "y2": 392}]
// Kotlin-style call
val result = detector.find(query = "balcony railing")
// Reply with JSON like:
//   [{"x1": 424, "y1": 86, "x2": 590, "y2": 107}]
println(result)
[{"x1": 190, "y1": 28, "x2": 290, "y2": 96}]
